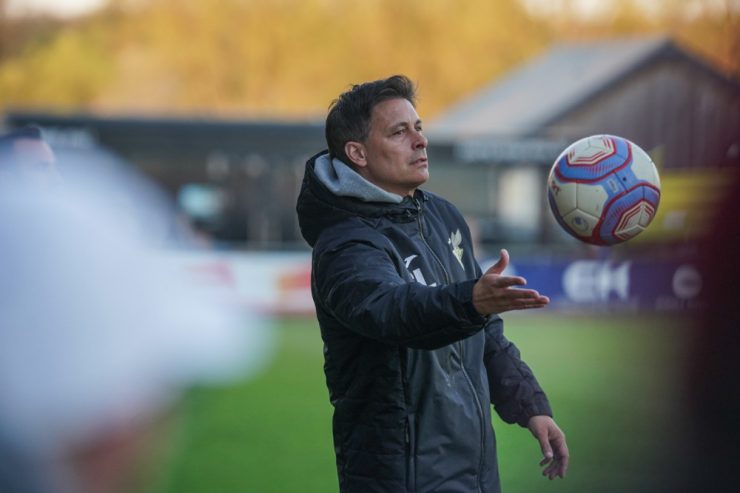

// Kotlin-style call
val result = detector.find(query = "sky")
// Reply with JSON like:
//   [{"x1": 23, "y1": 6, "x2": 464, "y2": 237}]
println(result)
[
  {"x1": 5, "y1": 0, "x2": 622, "y2": 18},
  {"x1": 522, "y1": 0, "x2": 616, "y2": 18},
  {"x1": 5, "y1": 0, "x2": 740, "y2": 19},
  {"x1": 5, "y1": 0, "x2": 106, "y2": 18},
  {"x1": 522, "y1": 0, "x2": 740, "y2": 18}
]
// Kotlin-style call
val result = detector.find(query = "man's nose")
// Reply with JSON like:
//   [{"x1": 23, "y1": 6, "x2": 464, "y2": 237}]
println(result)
[{"x1": 413, "y1": 130, "x2": 428, "y2": 149}]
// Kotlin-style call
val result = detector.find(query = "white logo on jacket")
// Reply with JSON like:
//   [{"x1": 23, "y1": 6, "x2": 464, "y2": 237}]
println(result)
[
  {"x1": 448, "y1": 229, "x2": 465, "y2": 270},
  {"x1": 404, "y1": 255, "x2": 437, "y2": 286}
]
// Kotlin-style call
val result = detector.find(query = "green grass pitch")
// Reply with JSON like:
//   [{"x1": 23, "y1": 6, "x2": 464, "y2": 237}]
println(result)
[{"x1": 153, "y1": 312, "x2": 689, "y2": 493}]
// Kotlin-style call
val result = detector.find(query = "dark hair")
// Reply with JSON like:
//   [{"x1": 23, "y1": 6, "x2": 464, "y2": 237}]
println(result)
[
  {"x1": 0, "y1": 126, "x2": 44, "y2": 160},
  {"x1": 325, "y1": 75, "x2": 417, "y2": 165}
]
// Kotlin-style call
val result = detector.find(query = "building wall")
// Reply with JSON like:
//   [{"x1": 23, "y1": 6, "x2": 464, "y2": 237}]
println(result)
[
  {"x1": 4, "y1": 113, "x2": 324, "y2": 248},
  {"x1": 544, "y1": 58, "x2": 740, "y2": 170}
]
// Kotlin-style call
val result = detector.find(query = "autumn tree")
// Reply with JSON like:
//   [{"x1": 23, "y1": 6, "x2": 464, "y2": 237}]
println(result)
[{"x1": 0, "y1": 0, "x2": 736, "y2": 117}]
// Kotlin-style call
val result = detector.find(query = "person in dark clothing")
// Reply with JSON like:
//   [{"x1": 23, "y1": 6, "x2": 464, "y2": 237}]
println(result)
[{"x1": 296, "y1": 75, "x2": 568, "y2": 493}]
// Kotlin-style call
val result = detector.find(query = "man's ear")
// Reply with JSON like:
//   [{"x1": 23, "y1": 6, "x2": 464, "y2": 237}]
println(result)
[{"x1": 344, "y1": 142, "x2": 367, "y2": 168}]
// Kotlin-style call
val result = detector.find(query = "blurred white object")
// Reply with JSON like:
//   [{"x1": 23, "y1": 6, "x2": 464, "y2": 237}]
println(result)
[{"x1": 0, "y1": 147, "x2": 273, "y2": 461}]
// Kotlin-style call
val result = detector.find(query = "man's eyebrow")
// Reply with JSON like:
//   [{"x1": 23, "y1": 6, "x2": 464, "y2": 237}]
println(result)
[
  {"x1": 389, "y1": 119, "x2": 423, "y2": 130},
  {"x1": 388, "y1": 121, "x2": 408, "y2": 131}
]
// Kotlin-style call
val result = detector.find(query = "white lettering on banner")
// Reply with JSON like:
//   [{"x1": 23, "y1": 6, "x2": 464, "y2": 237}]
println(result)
[
  {"x1": 562, "y1": 261, "x2": 631, "y2": 302},
  {"x1": 672, "y1": 264, "x2": 702, "y2": 300}
]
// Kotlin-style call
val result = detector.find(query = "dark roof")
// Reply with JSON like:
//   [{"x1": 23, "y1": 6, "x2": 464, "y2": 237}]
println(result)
[
  {"x1": 429, "y1": 36, "x2": 734, "y2": 139},
  {"x1": 3, "y1": 112, "x2": 325, "y2": 156}
]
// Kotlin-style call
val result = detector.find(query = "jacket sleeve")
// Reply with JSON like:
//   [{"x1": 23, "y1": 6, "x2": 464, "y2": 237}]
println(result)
[
  {"x1": 313, "y1": 238, "x2": 488, "y2": 350},
  {"x1": 483, "y1": 315, "x2": 553, "y2": 426}
]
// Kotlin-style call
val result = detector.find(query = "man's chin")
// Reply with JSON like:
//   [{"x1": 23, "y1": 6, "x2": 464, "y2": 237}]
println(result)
[
  {"x1": 414, "y1": 169, "x2": 430, "y2": 186},
  {"x1": 412, "y1": 173, "x2": 429, "y2": 189}
]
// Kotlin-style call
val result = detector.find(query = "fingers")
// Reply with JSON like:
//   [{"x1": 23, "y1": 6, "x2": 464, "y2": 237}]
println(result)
[
  {"x1": 551, "y1": 435, "x2": 570, "y2": 478},
  {"x1": 496, "y1": 286, "x2": 549, "y2": 306},
  {"x1": 509, "y1": 296, "x2": 550, "y2": 310},
  {"x1": 542, "y1": 453, "x2": 568, "y2": 479},
  {"x1": 488, "y1": 275, "x2": 527, "y2": 288},
  {"x1": 529, "y1": 416, "x2": 569, "y2": 480},
  {"x1": 474, "y1": 284, "x2": 549, "y2": 314},
  {"x1": 542, "y1": 459, "x2": 566, "y2": 480},
  {"x1": 473, "y1": 251, "x2": 551, "y2": 314},
  {"x1": 484, "y1": 248, "x2": 509, "y2": 276},
  {"x1": 536, "y1": 433, "x2": 553, "y2": 466},
  {"x1": 541, "y1": 438, "x2": 569, "y2": 480}
]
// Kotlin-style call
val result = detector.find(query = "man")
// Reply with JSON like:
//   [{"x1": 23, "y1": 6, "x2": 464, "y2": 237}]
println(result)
[{"x1": 296, "y1": 75, "x2": 568, "y2": 493}]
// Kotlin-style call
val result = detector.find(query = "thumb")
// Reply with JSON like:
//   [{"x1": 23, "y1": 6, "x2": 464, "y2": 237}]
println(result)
[
  {"x1": 529, "y1": 418, "x2": 553, "y2": 464},
  {"x1": 537, "y1": 434, "x2": 554, "y2": 465},
  {"x1": 485, "y1": 249, "x2": 509, "y2": 276}
]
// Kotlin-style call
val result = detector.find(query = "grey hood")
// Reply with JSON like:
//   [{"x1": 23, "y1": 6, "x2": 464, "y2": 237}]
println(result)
[
  {"x1": 313, "y1": 153, "x2": 403, "y2": 204},
  {"x1": 296, "y1": 150, "x2": 424, "y2": 247}
]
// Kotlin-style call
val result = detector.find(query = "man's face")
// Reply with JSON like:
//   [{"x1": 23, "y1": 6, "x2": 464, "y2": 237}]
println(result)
[{"x1": 354, "y1": 98, "x2": 429, "y2": 197}]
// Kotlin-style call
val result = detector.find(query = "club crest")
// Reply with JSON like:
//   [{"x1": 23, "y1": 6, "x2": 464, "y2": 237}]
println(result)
[{"x1": 448, "y1": 229, "x2": 465, "y2": 270}]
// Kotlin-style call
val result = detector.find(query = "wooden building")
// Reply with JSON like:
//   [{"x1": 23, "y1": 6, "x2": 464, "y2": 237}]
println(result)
[{"x1": 429, "y1": 36, "x2": 740, "y2": 247}]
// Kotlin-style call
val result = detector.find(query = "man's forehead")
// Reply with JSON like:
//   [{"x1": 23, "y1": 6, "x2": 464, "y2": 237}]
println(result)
[{"x1": 371, "y1": 98, "x2": 421, "y2": 126}]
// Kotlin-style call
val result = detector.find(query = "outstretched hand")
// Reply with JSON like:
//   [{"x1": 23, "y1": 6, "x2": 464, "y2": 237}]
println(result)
[
  {"x1": 527, "y1": 415, "x2": 569, "y2": 480},
  {"x1": 472, "y1": 249, "x2": 549, "y2": 315}
]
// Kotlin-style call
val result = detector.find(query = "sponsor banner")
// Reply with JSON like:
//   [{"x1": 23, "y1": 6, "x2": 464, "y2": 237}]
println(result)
[
  {"x1": 173, "y1": 251, "x2": 701, "y2": 316},
  {"x1": 491, "y1": 257, "x2": 702, "y2": 312},
  {"x1": 172, "y1": 251, "x2": 314, "y2": 317}
]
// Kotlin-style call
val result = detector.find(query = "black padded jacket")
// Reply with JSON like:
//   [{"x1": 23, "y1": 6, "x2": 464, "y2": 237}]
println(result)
[{"x1": 296, "y1": 151, "x2": 552, "y2": 493}]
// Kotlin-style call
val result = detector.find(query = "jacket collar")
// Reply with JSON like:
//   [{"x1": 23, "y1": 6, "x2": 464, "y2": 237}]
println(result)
[{"x1": 296, "y1": 150, "x2": 428, "y2": 246}]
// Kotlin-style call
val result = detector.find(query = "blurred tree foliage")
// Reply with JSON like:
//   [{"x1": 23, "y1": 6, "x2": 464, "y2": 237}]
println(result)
[
  {"x1": 0, "y1": 0, "x2": 737, "y2": 118},
  {"x1": 538, "y1": 0, "x2": 740, "y2": 81}
]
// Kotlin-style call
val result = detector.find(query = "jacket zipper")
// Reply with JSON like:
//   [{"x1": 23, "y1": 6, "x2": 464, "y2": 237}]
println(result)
[
  {"x1": 414, "y1": 199, "x2": 450, "y2": 285},
  {"x1": 458, "y1": 339, "x2": 486, "y2": 493},
  {"x1": 414, "y1": 199, "x2": 486, "y2": 492}
]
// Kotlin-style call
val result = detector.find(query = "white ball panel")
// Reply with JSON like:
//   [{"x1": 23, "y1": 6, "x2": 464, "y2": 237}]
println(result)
[
  {"x1": 614, "y1": 201, "x2": 654, "y2": 240},
  {"x1": 638, "y1": 203, "x2": 656, "y2": 227},
  {"x1": 615, "y1": 224, "x2": 644, "y2": 241},
  {"x1": 563, "y1": 209, "x2": 600, "y2": 237},
  {"x1": 615, "y1": 208, "x2": 643, "y2": 235},
  {"x1": 567, "y1": 136, "x2": 593, "y2": 156},
  {"x1": 629, "y1": 143, "x2": 661, "y2": 188},
  {"x1": 586, "y1": 135, "x2": 613, "y2": 153},
  {"x1": 576, "y1": 182, "x2": 609, "y2": 218},
  {"x1": 567, "y1": 135, "x2": 615, "y2": 166},
  {"x1": 547, "y1": 174, "x2": 577, "y2": 216}
]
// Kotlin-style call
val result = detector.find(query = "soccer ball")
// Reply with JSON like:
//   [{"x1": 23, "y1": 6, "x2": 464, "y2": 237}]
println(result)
[{"x1": 546, "y1": 135, "x2": 661, "y2": 245}]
